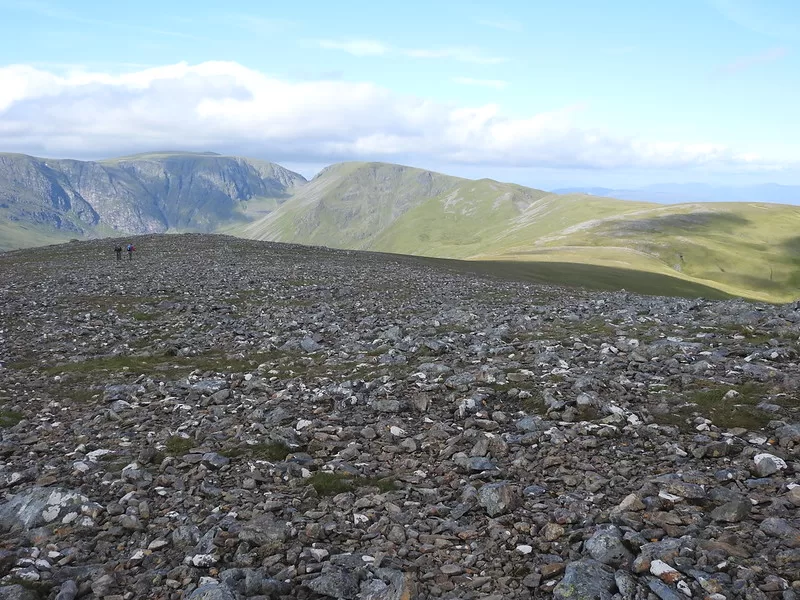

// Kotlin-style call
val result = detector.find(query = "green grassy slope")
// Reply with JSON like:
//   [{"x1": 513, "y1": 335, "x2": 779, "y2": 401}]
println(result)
[
  {"x1": 372, "y1": 183, "x2": 653, "y2": 258},
  {"x1": 407, "y1": 256, "x2": 733, "y2": 300},
  {"x1": 481, "y1": 202, "x2": 800, "y2": 302},
  {"x1": 0, "y1": 218, "x2": 74, "y2": 251},
  {"x1": 240, "y1": 162, "x2": 464, "y2": 248},
  {"x1": 240, "y1": 162, "x2": 800, "y2": 302}
]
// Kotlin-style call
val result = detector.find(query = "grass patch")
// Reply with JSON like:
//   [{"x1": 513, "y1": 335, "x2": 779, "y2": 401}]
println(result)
[
  {"x1": 44, "y1": 349, "x2": 289, "y2": 378},
  {"x1": 412, "y1": 257, "x2": 735, "y2": 301},
  {"x1": 131, "y1": 311, "x2": 158, "y2": 321},
  {"x1": 360, "y1": 476, "x2": 399, "y2": 493},
  {"x1": 5, "y1": 356, "x2": 39, "y2": 370},
  {"x1": 165, "y1": 436, "x2": 195, "y2": 456},
  {"x1": 0, "y1": 409, "x2": 23, "y2": 428},
  {"x1": 522, "y1": 394, "x2": 548, "y2": 415},
  {"x1": 308, "y1": 472, "x2": 398, "y2": 496},
  {"x1": 226, "y1": 441, "x2": 292, "y2": 461},
  {"x1": 654, "y1": 382, "x2": 776, "y2": 430},
  {"x1": 51, "y1": 382, "x2": 98, "y2": 404},
  {"x1": 308, "y1": 472, "x2": 354, "y2": 496}
]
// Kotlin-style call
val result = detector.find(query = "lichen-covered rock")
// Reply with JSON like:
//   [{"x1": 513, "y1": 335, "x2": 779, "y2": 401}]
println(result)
[
  {"x1": 553, "y1": 559, "x2": 616, "y2": 600},
  {"x1": 0, "y1": 487, "x2": 95, "y2": 532},
  {"x1": 477, "y1": 481, "x2": 519, "y2": 517},
  {"x1": 585, "y1": 526, "x2": 633, "y2": 567}
]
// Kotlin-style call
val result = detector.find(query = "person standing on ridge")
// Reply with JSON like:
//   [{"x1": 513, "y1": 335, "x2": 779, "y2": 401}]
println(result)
[
  {"x1": 126, "y1": 243, "x2": 134, "y2": 260},
  {"x1": 114, "y1": 245, "x2": 122, "y2": 261}
]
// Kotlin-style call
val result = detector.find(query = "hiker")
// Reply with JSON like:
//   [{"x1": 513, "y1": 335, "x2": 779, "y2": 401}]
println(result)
[
  {"x1": 126, "y1": 243, "x2": 135, "y2": 260},
  {"x1": 114, "y1": 245, "x2": 122, "y2": 261}
]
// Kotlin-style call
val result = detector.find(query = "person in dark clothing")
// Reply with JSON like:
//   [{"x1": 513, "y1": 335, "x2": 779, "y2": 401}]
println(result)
[{"x1": 114, "y1": 245, "x2": 122, "y2": 261}]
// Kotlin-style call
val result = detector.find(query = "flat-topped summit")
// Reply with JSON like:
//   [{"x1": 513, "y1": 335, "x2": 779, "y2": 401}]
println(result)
[{"x1": 0, "y1": 234, "x2": 797, "y2": 599}]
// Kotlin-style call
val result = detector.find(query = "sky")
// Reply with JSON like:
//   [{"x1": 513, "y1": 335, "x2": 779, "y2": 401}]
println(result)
[{"x1": 0, "y1": 0, "x2": 799, "y2": 188}]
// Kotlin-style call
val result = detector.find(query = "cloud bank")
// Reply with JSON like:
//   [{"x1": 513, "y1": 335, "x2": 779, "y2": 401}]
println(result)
[{"x1": 0, "y1": 60, "x2": 784, "y2": 171}]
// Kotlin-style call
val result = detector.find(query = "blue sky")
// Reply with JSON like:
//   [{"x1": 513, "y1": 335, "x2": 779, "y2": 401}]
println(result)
[{"x1": 0, "y1": 0, "x2": 798, "y2": 188}]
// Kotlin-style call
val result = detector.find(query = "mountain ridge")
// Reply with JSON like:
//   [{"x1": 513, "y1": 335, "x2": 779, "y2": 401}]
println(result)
[
  {"x1": 2, "y1": 151, "x2": 800, "y2": 302},
  {"x1": 0, "y1": 151, "x2": 306, "y2": 249}
]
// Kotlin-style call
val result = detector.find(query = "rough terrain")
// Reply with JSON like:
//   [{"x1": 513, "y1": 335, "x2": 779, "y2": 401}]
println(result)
[{"x1": 0, "y1": 234, "x2": 798, "y2": 600}]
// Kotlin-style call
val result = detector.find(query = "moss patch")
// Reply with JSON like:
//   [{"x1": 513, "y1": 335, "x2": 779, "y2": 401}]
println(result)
[
  {"x1": 0, "y1": 409, "x2": 24, "y2": 428},
  {"x1": 225, "y1": 441, "x2": 292, "y2": 461},
  {"x1": 308, "y1": 472, "x2": 398, "y2": 496},
  {"x1": 44, "y1": 349, "x2": 289, "y2": 378},
  {"x1": 165, "y1": 436, "x2": 195, "y2": 456},
  {"x1": 654, "y1": 382, "x2": 778, "y2": 430}
]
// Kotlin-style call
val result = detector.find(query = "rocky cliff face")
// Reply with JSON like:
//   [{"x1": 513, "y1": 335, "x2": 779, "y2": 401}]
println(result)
[{"x1": 0, "y1": 152, "x2": 306, "y2": 244}]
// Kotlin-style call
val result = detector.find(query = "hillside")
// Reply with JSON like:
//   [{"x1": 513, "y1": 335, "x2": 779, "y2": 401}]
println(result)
[
  {"x1": 240, "y1": 162, "x2": 464, "y2": 248},
  {"x1": 3, "y1": 153, "x2": 800, "y2": 301},
  {"x1": 239, "y1": 162, "x2": 800, "y2": 302},
  {"x1": 0, "y1": 151, "x2": 305, "y2": 249}
]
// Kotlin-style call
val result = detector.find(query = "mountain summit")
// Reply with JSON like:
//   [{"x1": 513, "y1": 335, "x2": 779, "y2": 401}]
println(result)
[
  {"x1": 2, "y1": 152, "x2": 800, "y2": 302},
  {"x1": 0, "y1": 151, "x2": 305, "y2": 248}
]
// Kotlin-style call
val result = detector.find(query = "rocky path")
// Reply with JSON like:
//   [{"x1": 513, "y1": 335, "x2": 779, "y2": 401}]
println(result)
[{"x1": 0, "y1": 234, "x2": 797, "y2": 600}]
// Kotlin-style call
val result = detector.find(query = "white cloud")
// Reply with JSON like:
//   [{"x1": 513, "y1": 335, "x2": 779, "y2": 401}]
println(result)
[
  {"x1": 403, "y1": 47, "x2": 507, "y2": 65},
  {"x1": 317, "y1": 39, "x2": 389, "y2": 57},
  {"x1": 317, "y1": 39, "x2": 507, "y2": 64},
  {"x1": 225, "y1": 14, "x2": 295, "y2": 34},
  {"x1": 453, "y1": 77, "x2": 508, "y2": 90},
  {"x1": 476, "y1": 19, "x2": 523, "y2": 32},
  {"x1": 0, "y1": 61, "x2": 789, "y2": 172}
]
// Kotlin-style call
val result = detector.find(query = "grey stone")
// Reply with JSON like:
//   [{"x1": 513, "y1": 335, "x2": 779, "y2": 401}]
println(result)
[
  {"x1": 306, "y1": 568, "x2": 360, "y2": 599},
  {"x1": 516, "y1": 415, "x2": 544, "y2": 432},
  {"x1": 0, "y1": 585, "x2": 39, "y2": 600},
  {"x1": 0, "y1": 487, "x2": 91, "y2": 532},
  {"x1": 585, "y1": 526, "x2": 633, "y2": 567},
  {"x1": 238, "y1": 515, "x2": 287, "y2": 551},
  {"x1": 754, "y1": 453, "x2": 787, "y2": 477},
  {"x1": 614, "y1": 569, "x2": 637, "y2": 599},
  {"x1": 711, "y1": 499, "x2": 751, "y2": 523},
  {"x1": 54, "y1": 580, "x2": 78, "y2": 600},
  {"x1": 219, "y1": 568, "x2": 291, "y2": 596},
  {"x1": 202, "y1": 452, "x2": 230, "y2": 469},
  {"x1": 648, "y1": 578, "x2": 682, "y2": 600},
  {"x1": 466, "y1": 456, "x2": 497, "y2": 472},
  {"x1": 301, "y1": 336, "x2": 322, "y2": 353},
  {"x1": 372, "y1": 399, "x2": 401, "y2": 413},
  {"x1": 186, "y1": 584, "x2": 236, "y2": 600},
  {"x1": 776, "y1": 424, "x2": 800, "y2": 446},
  {"x1": 359, "y1": 569, "x2": 416, "y2": 600},
  {"x1": 91, "y1": 573, "x2": 116, "y2": 597},
  {"x1": 553, "y1": 559, "x2": 616, "y2": 600},
  {"x1": 760, "y1": 518, "x2": 800, "y2": 548},
  {"x1": 477, "y1": 481, "x2": 519, "y2": 517}
]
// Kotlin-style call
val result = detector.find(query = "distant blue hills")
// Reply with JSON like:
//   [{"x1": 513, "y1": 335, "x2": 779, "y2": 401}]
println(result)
[{"x1": 551, "y1": 183, "x2": 800, "y2": 205}]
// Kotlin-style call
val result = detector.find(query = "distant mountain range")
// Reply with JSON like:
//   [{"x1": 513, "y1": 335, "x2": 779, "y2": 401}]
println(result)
[
  {"x1": 552, "y1": 183, "x2": 800, "y2": 205},
  {"x1": 0, "y1": 151, "x2": 305, "y2": 249},
  {"x1": 2, "y1": 151, "x2": 800, "y2": 302}
]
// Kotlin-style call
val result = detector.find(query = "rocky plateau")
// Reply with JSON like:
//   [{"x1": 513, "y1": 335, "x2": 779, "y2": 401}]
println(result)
[{"x1": 0, "y1": 234, "x2": 798, "y2": 600}]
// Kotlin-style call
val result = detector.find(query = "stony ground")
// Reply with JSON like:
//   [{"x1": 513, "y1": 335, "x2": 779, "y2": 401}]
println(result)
[{"x1": 0, "y1": 234, "x2": 798, "y2": 600}]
